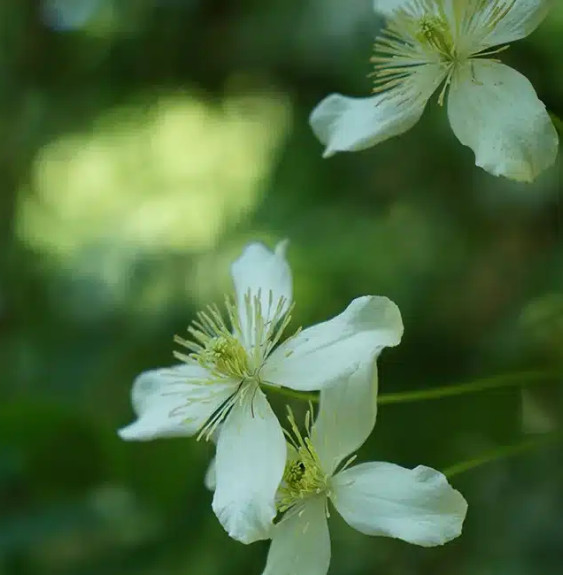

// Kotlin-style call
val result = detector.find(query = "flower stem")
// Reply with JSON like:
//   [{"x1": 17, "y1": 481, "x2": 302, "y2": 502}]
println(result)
[
  {"x1": 264, "y1": 370, "x2": 560, "y2": 405},
  {"x1": 443, "y1": 432, "x2": 562, "y2": 478},
  {"x1": 378, "y1": 370, "x2": 559, "y2": 405}
]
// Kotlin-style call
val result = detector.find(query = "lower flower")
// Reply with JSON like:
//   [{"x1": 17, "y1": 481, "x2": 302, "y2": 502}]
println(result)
[{"x1": 262, "y1": 408, "x2": 468, "y2": 575}]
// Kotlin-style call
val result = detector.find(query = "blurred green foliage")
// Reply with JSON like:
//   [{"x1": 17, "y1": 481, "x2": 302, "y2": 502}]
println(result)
[{"x1": 0, "y1": 1, "x2": 562, "y2": 574}]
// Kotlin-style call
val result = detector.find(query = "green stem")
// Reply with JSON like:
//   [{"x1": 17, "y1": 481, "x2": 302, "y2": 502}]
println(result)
[
  {"x1": 378, "y1": 370, "x2": 559, "y2": 405},
  {"x1": 264, "y1": 370, "x2": 560, "y2": 405},
  {"x1": 443, "y1": 432, "x2": 562, "y2": 478}
]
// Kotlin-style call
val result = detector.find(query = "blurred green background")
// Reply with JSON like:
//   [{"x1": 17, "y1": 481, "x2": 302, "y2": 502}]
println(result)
[{"x1": 1, "y1": 1, "x2": 562, "y2": 574}]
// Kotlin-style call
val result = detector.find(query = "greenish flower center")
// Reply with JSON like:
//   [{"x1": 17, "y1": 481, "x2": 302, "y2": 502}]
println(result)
[
  {"x1": 370, "y1": 0, "x2": 515, "y2": 104},
  {"x1": 277, "y1": 409, "x2": 329, "y2": 513},
  {"x1": 416, "y1": 15, "x2": 455, "y2": 61},
  {"x1": 173, "y1": 290, "x2": 294, "y2": 382},
  {"x1": 201, "y1": 335, "x2": 251, "y2": 379}
]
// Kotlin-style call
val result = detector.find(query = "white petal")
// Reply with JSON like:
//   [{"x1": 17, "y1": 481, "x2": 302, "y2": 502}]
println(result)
[
  {"x1": 262, "y1": 498, "x2": 331, "y2": 575},
  {"x1": 204, "y1": 457, "x2": 216, "y2": 491},
  {"x1": 478, "y1": 0, "x2": 551, "y2": 47},
  {"x1": 312, "y1": 360, "x2": 379, "y2": 475},
  {"x1": 231, "y1": 241, "x2": 292, "y2": 346},
  {"x1": 212, "y1": 387, "x2": 286, "y2": 544},
  {"x1": 118, "y1": 365, "x2": 235, "y2": 441},
  {"x1": 447, "y1": 61, "x2": 558, "y2": 182},
  {"x1": 203, "y1": 428, "x2": 220, "y2": 491},
  {"x1": 332, "y1": 463, "x2": 468, "y2": 547},
  {"x1": 309, "y1": 66, "x2": 445, "y2": 157},
  {"x1": 262, "y1": 296, "x2": 403, "y2": 391}
]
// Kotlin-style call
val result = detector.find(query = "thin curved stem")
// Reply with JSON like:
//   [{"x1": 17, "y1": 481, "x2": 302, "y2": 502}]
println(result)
[
  {"x1": 443, "y1": 432, "x2": 562, "y2": 478},
  {"x1": 378, "y1": 370, "x2": 559, "y2": 405},
  {"x1": 263, "y1": 370, "x2": 561, "y2": 405}
]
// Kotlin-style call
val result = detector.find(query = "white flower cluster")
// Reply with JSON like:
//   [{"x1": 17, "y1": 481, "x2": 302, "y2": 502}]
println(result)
[
  {"x1": 119, "y1": 241, "x2": 467, "y2": 574},
  {"x1": 310, "y1": 0, "x2": 559, "y2": 182}
]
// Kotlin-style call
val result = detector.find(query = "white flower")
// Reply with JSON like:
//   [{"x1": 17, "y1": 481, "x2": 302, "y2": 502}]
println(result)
[
  {"x1": 262, "y1": 406, "x2": 468, "y2": 575},
  {"x1": 310, "y1": 0, "x2": 559, "y2": 182},
  {"x1": 118, "y1": 241, "x2": 404, "y2": 545}
]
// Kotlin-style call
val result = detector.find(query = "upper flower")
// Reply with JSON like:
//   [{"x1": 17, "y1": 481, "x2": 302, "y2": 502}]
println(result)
[
  {"x1": 118, "y1": 240, "x2": 404, "y2": 545},
  {"x1": 310, "y1": 0, "x2": 559, "y2": 182},
  {"x1": 262, "y1": 403, "x2": 468, "y2": 575}
]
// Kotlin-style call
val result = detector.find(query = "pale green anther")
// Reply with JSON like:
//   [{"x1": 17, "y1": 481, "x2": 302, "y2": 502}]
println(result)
[
  {"x1": 202, "y1": 335, "x2": 251, "y2": 379},
  {"x1": 416, "y1": 15, "x2": 455, "y2": 60},
  {"x1": 174, "y1": 289, "x2": 296, "y2": 384},
  {"x1": 277, "y1": 408, "x2": 329, "y2": 513}
]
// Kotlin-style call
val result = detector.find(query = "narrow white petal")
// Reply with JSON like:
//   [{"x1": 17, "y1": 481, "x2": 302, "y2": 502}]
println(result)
[
  {"x1": 478, "y1": 0, "x2": 551, "y2": 46},
  {"x1": 332, "y1": 463, "x2": 468, "y2": 547},
  {"x1": 262, "y1": 498, "x2": 331, "y2": 575},
  {"x1": 204, "y1": 457, "x2": 216, "y2": 492},
  {"x1": 118, "y1": 365, "x2": 235, "y2": 441},
  {"x1": 231, "y1": 241, "x2": 292, "y2": 345},
  {"x1": 203, "y1": 428, "x2": 220, "y2": 491},
  {"x1": 312, "y1": 360, "x2": 379, "y2": 475},
  {"x1": 212, "y1": 388, "x2": 286, "y2": 544},
  {"x1": 262, "y1": 296, "x2": 403, "y2": 391},
  {"x1": 447, "y1": 61, "x2": 558, "y2": 182},
  {"x1": 309, "y1": 66, "x2": 445, "y2": 157}
]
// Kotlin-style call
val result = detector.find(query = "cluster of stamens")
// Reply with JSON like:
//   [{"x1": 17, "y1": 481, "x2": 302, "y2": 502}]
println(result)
[
  {"x1": 370, "y1": 0, "x2": 516, "y2": 105},
  {"x1": 278, "y1": 408, "x2": 329, "y2": 513},
  {"x1": 174, "y1": 289, "x2": 294, "y2": 382}
]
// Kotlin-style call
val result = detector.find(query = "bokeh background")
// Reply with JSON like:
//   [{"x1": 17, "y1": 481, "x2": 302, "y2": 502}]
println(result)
[{"x1": 1, "y1": 1, "x2": 562, "y2": 574}]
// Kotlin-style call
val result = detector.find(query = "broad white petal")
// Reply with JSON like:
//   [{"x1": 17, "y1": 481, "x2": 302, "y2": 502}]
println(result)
[
  {"x1": 212, "y1": 388, "x2": 286, "y2": 544},
  {"x1": 262, "y1": 498, "x2": 331, "y2": 575},
  {"x1": 312, "y1": 360, "x2": 379, "y2": 475},
  {"x1": 448, "y1": 61, "x2": 558, "y2": 182},
  {"x1": 262, "y1": 296, "x2": 403, "y2": 391},
  {"x1": 332, "y1": 463, "x2": 468, "y2": 547},
  {"x1": 478, "y1": 0, "x2": 551, "y2": 47},
  {"x1": 118, "y1": 365, "x2": 236, "y2": 441},
  {"x1": 309, "y1": 66, "x2": 444, "y2": 157},
  {"x1": 231, "y1": 241, "x2": 292, "y2": 347}
]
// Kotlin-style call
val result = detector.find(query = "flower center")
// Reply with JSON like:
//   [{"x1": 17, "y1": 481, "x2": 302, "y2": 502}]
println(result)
[
  {"x1": 277, "y1": 409, "x2": 329, "y2": 513},
  {"x1": 371, "y1": 0, "x2": 514, "y2": 104},
  {"x1": 416, "y1": 15, "x2": 455, "y2": 60},
  {"x1": 201, "y1": 335, "x2": 251, "y2": 379},
  {"x1": 173, "y1": 290, "x2": 293, "y2": 382}
]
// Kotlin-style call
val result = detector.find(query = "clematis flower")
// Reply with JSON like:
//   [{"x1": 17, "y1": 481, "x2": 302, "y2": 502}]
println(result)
[
  {"x1": 310, "y1": 0, "x2": 559, "y2": 182},
  {"x1": 261, "y1": 404, "x2": 468, "y2": 575},
  {"x1": 118, "y1": 241, "x2": 403, "y2": 544}
]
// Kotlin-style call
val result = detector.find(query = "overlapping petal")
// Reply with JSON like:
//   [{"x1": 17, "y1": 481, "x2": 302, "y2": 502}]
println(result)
[
  {"x1": 118, "y1": 365, "x2": 236, "y2": 441},
  {"x1": 447, "y1": 60, "x2": 558, "y2": 182},
  {"x1": 309, "y1": 66, "x2": 445, "y2": 157},
  {"x1": 262, "y1": 296, "x2": 403, "y2": 391},
  {"x1": 332, "y1": 463, "x2": 468, "y2": 547},
  {"x1": 312, "y1": 360, "x2": 380, "y2": 475},
  {"x1": 231, "y1": 241, "x2": 292, "y2": 347},
  {"x1": 262, "y1": 498, "x2": 331, "y2": 575},
  {"x1": 212, "y1": 387, "x2": 286, "y2": 544},
  {"x1": 478, "y1": 0, "x2": 551, "y2": 47}
]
